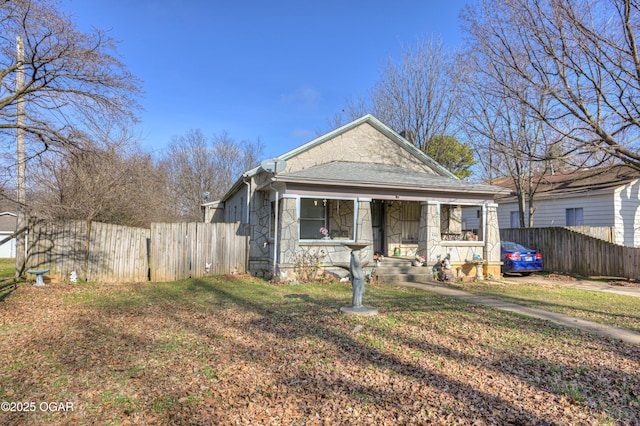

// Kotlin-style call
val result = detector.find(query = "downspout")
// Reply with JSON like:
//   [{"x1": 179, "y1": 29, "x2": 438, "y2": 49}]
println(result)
[
  {"x1": 270, "y1": 180, "x2": 279, "y2": 280},
  {"x1": 482, "y1": 204, "x2": 488, "y2": 262},
  {"x1": 243, "y1": 176, "x2": 251, "y2": 273}
]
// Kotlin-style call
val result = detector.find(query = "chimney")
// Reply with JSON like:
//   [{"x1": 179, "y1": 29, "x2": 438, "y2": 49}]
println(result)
[{"x1": 400, "y1": 130, "x2": 416, "y2": 144}]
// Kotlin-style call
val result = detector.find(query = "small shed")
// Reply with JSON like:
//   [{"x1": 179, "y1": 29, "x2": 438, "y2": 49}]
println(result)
[{"x1": 0, "y1": 212, "x2": 17, "y2": 258}]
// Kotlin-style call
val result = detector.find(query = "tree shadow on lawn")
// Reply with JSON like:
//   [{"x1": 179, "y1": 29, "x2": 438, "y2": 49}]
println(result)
[
  {"x1": 191, "y1": 279, "x2": 640, "y2": 424},
  {"x1": 5, "y1": 278, "x2": 639, "y2": 424},
  {"x1": 380, "y1": 307, "x2": 640, "y2": 422},
  {"x1": 0, "y1": 280, "x2": 17, "y2": 301}
]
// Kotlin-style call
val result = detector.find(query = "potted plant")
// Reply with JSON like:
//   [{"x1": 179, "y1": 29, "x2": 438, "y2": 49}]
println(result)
[
  {"x1": 412, "y1": 254, "x2": 425, "y2": 267},
  {"x1": 319, "y1": 227, "x2": 330, "y2": 239},
  {"x1": 373, "y1": 253, "x2": 383, "y2": 266}
]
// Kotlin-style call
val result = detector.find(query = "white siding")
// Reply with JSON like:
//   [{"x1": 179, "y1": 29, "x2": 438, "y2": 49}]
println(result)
[
  {"x1": 497, "y1": 192, "x2": 615, "y2": 229},
  {"x1": 461, "y1": 206, "x2": 483, "y2": 231},
  {"x1": 224, "y1": 190, "x2": 247, "y2": 223},
  {"x1": 0, "y1": 233, "x2": 15, "y2": 258},
  {"x1": 614, "y1": 179, "x2": 640, "y2": 247}
]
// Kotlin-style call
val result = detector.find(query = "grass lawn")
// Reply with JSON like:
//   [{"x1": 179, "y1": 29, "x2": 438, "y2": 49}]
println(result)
[
  {"x1": 0, "y1": 258, "x2": 16, "y2": 296},
  {"x1": 449, "y1": 277, "x2": 640, "y2": 333},
  {"x1": 1, "y1": 276, "x2": 639, "y2": 425},
  {"x1": 0, "y1": 258, "x2": 15, "y2": 278}
]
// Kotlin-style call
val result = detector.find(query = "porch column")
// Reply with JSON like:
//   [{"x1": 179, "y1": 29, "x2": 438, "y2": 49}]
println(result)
[
  {"x1": 277, "y1": 196, "x2": 298, "y2": 273},
  {"x1": 483, "y1": 203, "x2": 501, "y2": 278},
  {"x1": 356, "y1": 198, "x2": 373, "y2": 246},
  {"x1": 418, "y1": 202, "x2": 428, "y2": 257},
  {"x1": 422, "y1": 202, "x2": 441, "y2": 264}
]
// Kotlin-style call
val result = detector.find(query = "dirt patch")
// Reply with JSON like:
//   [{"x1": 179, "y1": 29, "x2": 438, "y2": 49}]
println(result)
[
  {"x1": 506, "y1": 273, "x2": 640, "y2": 289},
  {"x1": 608, "y1": 280, "x2": 640, "y2": 288},
  {"x1": 544, "y1": 274, "x2": 578, "y2": 282}
]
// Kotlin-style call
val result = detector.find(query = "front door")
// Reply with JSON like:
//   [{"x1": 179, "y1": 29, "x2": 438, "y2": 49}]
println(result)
[{"x1": 371, "y1": 200, "x2": 385, "y2": 255}]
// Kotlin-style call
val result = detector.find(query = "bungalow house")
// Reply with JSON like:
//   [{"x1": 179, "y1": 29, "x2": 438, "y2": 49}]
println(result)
[
  {"x1": 204, "y1": 115, "x2": 509, "y2": 280},
  {"x1": 472, "y1": 165, "x2": 640, "y2": 248}
]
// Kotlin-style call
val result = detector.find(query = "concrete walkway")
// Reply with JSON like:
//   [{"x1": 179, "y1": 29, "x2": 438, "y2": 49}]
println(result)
[{"x1": 392, "y1": 280, "x2": 640, "y2": 345}]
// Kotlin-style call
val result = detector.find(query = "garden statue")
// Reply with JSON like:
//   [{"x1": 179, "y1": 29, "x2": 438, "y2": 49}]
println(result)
[
  {"x1": 340, "y1": 243, "x2": 378, "y2": 316},
  {"x1": 350, "y1": 247, "x2": 365, "y2": 307}
]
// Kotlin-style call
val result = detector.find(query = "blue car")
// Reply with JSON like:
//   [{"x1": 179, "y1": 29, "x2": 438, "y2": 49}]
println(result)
[{"x1": 501, "y1": 241, "x2": 543, "y2": 275}]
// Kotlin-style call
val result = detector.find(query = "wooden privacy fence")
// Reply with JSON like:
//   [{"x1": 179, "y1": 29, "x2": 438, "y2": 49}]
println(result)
[
  {"x1": 28, "y1": 220, "x2": 150, "y2": 283},
  {"x1": 500, "y1": 227, "x2": 640, "y2": 280},
  {"x1": 150, "y1": 222, "x2": 249, "y2": 282},
  {"x1": 27, "y1": 220, "x2": 248, "y2": 283},
  {"x1": 563, "y1": 226, "x2": 614, "y2": 243}
]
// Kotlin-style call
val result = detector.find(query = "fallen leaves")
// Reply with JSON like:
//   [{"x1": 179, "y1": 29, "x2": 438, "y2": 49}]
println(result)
[{"x1": 0, "y1": 279, "x2": 639, "y2": 425}]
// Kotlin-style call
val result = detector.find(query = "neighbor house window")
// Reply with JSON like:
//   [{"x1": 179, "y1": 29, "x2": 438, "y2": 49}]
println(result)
[
  {"x1": 566, "y1": 208, "x2": 584, "y2": 226},
  {"x1": 299, "y1": 198, "x2": 355, "y2": 240},
  {"x1": 510, "y1": 211, "x2": 520, "y2": 228}
]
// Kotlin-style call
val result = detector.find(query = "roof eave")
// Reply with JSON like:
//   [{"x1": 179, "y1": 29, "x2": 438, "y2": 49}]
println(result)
[{"x1": 275, "y1": 176, "x2": 509, "y2": 196}]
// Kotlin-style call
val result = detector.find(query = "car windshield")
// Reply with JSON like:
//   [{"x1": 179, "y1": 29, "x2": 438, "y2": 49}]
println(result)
[{"x1": 502, "y1": 241, "x2": 532, "y2": 252}]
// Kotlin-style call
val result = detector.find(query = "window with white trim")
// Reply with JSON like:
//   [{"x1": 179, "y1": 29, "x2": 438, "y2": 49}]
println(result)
[
  {"x1": 440, "y1": 204, "x2": 481, "y2": 241},
  {"x1": 299, "y1": 198, "x2": 355, "y2": 240}
]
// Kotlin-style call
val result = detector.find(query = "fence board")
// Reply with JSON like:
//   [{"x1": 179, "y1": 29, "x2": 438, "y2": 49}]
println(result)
[
  {"x1": 26, "y1": 219, "x2": 88, "y2": 281},
  {"x1": 27, "y1": 220, "x2": 247, "y2": 283},
  {"x1": 149, "y1": 222, "x2": 247, "y2": 282},
  {"x1": 501, "y1": 227, "x2": 640, "y2": 280},
  {"x1": 87, "y1": 222, "x2": 150, "y2": 283}
]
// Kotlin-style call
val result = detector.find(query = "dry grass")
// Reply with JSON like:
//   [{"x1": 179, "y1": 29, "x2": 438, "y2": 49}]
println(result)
[{"x1": 1, "y1": 276, "x2": 639, "y2": 425}]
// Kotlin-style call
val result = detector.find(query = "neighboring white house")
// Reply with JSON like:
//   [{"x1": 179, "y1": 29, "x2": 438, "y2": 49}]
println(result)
[
  {"x1": 0, "y1": 212, "x2": 17, "y2": 258},
  {"x1": 470, "y1": 166, "x2": 640, "y2": 248}
]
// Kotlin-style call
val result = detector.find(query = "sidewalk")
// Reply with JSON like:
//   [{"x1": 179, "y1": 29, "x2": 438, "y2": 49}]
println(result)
[{"x1": 392, "y1": 280, "x2": 640, "y2": 345}]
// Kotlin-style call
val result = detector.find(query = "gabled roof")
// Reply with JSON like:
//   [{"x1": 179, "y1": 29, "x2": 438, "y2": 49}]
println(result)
[
  {"x1": 493, "y1": 165, "x2": 640, "y2": 200},
  {"x1": 276, "y1": 161, "x2": 509, "y2": 195},
  {"x1": 0, "y1": 212, "x2": 17, "y2": 232},
  {"x1": 216, "y1": 114, "x2": 498, "y2": 203},
  {"x1": 243, "y1": 114, "x2": 457, "y2": 179}
]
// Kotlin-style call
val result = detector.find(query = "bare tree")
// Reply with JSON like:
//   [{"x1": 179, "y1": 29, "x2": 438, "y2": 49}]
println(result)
[
  {"x1": 30, "y1": 132, "x2": 175, "y2": 227},
  {"x1": 461, "y1": 79, "x2": 555, "y2": 226},
  {"x1": 161, "y1": 129, "x2": 217, "y2": 221},
  {"x1": 1, "y1": 0, "x2": 141, "y2": 276},
  {"x1": 459, "y1": 33, "x2": 567, "y2": 227},
  {"x1": 1, "y1": 0, "x2": 140, "y2": 156},
  {"x1": 344, "y1": 36, "x2": 476, "y2": 177},
  {"x1": 161, "y1": 130, "x2": 263, "y2": 222},
  {"x1": 462, "y1": 0, "x2": 640, "y2": 171}
]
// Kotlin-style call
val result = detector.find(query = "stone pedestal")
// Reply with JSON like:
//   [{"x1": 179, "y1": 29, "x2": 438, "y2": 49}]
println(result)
[
  {"x1": 465, "y1": 259, "x2": 486, "y2": 280},
  {"x1": 340, "y1": 306, "x2": 378, "y2": 316}
]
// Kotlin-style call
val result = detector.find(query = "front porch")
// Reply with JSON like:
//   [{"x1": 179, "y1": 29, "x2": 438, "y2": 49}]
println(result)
[{"x1": 266, "y1": 197, "x2": 501, "y2": 282}]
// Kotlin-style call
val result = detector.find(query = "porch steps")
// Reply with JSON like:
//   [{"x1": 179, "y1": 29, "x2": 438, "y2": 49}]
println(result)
[{"x1": 373, "y1": 257, "x2": 436, "y2": 284}]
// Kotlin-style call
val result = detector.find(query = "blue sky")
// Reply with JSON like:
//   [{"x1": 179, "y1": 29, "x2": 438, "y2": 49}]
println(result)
[{"x1": 62, "y1": 0, "x2": 468, "y2": 160}]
